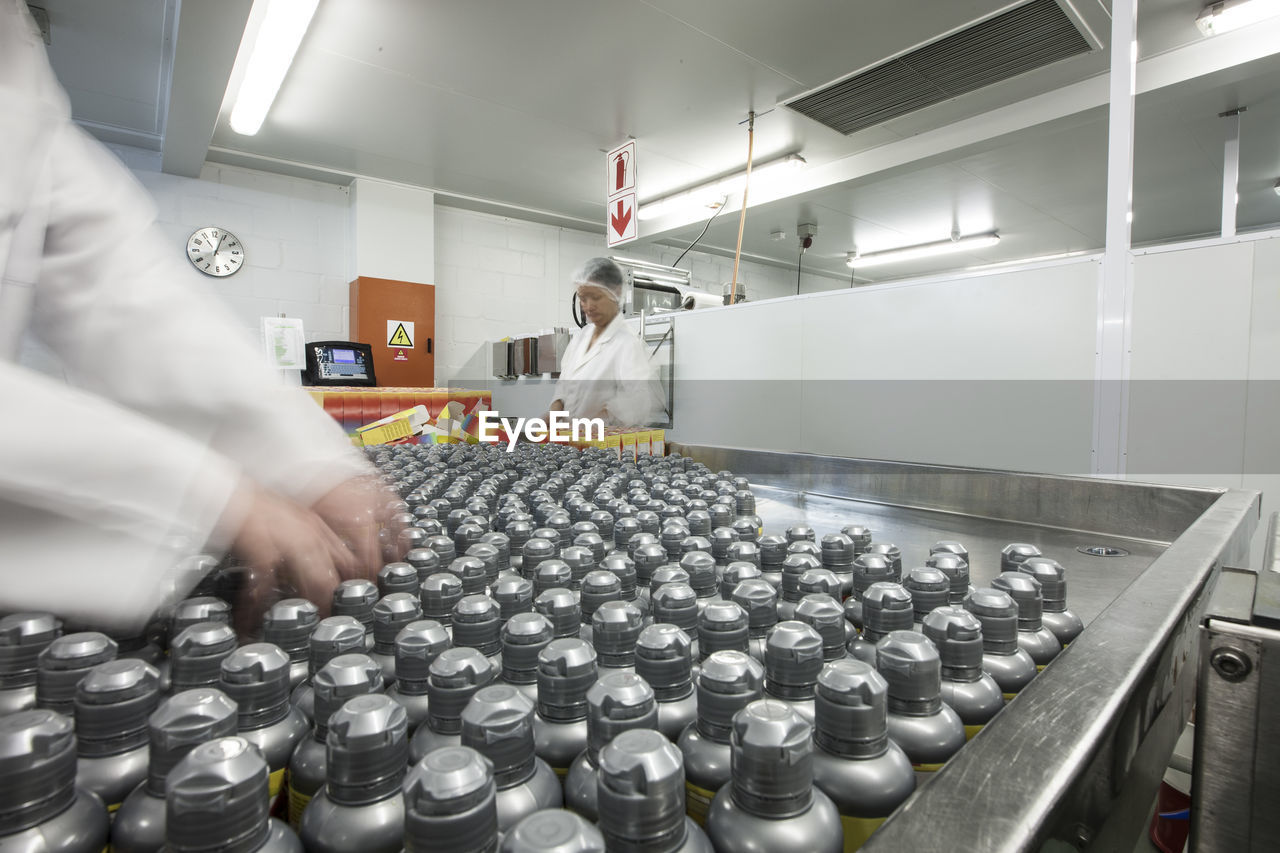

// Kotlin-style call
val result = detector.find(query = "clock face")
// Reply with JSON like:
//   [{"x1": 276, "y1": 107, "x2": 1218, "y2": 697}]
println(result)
[{"x1": 186, "y1": 227, "x2": 244, "y2": 277}]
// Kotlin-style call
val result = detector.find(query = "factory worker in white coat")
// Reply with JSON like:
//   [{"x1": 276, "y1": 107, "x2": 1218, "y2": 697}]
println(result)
[
  {"x1": 0, "y1": 0, "x2": 390, "y2": 637},
  {"x1": 549, "y1": 258, "x2": 663, "y2": 427}
]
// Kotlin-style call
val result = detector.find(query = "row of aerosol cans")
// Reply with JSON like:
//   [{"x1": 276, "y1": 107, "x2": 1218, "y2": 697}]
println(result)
[{"x1": 0, "y1": 444, "x2": 1083, "y2": 851}]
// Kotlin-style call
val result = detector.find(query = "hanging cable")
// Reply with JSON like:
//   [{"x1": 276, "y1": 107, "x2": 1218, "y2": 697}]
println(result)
[
  {"x1": 729, "y1": 111, "x2": 756, "y2": 306},
  {"x1": 796, "y1": 247, "x2": 804, "y2": 295},
  {"x1": 673, "y1": 199, "x2": 728, "y2": 268}
]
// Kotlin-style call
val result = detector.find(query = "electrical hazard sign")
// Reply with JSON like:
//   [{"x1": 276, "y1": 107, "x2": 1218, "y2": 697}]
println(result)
[{"x1": 387, "y1": 320, "x2": 414, "y2": 349}]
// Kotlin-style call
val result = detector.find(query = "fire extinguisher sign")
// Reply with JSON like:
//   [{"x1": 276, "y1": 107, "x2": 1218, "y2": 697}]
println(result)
[{"x1": 606, "y1": 140, "x2": 637, "y2": 248}]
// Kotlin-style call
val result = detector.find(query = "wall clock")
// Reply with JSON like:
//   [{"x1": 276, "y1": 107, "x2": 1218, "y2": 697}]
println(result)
[{"x1": 186, "y1": 227, "x2": 244, "y2": 277}]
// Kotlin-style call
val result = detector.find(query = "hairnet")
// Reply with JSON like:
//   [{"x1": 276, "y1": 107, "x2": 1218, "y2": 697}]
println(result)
[{"x1": 573, "y1": 257, "x2": 625, "y2": 303}]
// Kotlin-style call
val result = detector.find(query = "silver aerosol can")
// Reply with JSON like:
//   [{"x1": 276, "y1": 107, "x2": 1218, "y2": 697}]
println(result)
[
  {"x1": 461, "y1": 685, "x2": 564, "y2": 832},
  {"x1": 163, "y1": 737, "x2": 300, "y2": 852},
  {"x1": 531, "y1": 638, "x2": 598, "y2": 777},
  {"x1": 111, "y1": 688, "x2": 237, "y2": 853},
  {"x1": 776, "y1": 553, "x2": 822, "y2": 621},
  {"x1": 0, "y1": 613, "x2": 61, "y2": 715},
  {"x1": 635, "y1": 624, "x2": 697, "y2": 741},
  {"x1": 600, "y1": 554, "x2": 638, "y2": 603},
  {"x1": 287, "y1": 653, "x2": 383, "y2": 829},
  {"x1": 261, "y1": 600, "x2": 319, "y2": 692},
  {"x1": 420, "y1": 572, "x2": 464, "y2": 637},
  {"x1": 597, "y1": 729, "x2": 715, "y2": 853},
  {"x1": 820, "y1": 533, "x2": 856, "y2": 598},
  {"x1": 219, "y1": 644, "x2": 309, "y2": 802},
  {"x1": 1000, "y1": 542, "x2": 1041, "y2": 572},
  {"x1": 847, "y1": 582, "x2": 914, "y2": 665},
  {"x1": 369, "y1": 592, "x2": 424, "y2": 687},
  {"x1": 841, "y1": 525, "x2": 872, "y2": 558},
  {"x1": 681, "y1": 551, "x2": 719, "y2": 612},
  {"x1": 409, "y1": 647, "x2": 496, "y2": 762},
  {"x1": 500, "y1": 612, "x2": 554, "y2": 704},
  {"x1": 718, "y1": 562, "x2": 761, "y2": 603},
  {"x1": 905, "y1": 567, "x2": 950, "y2": 627},
  {"x1": 649, "y1": 583, "x2": 701, "y2": 661},
  {"x1": 730, "y1": 579, "x2": 777, "y2": 662},
  {"x1": 795, "y1": 594, "x2": 851, "y2": 662},
  {"x1": 497, "y1": 809, "x2": 604, "y2": 853},
  {"x1": 169, "y1": 597, "x2": 231, "y2": 639},
  {"x1": 451, "y1": 594, "x2": 504, "y2": 671},
  {"x1": 991, "y1": 572, "x2": 1062, "y2": 668},
  {"x1": 755, "y1": 535, "x2": 786, "y2": 592},
  {"x1": 289, "y1": 616, "x2": 366, "y2": 725},
  {"x1": 1017, "y1": 557, "x2": 1084, "y2": 646},
  {"x1": 704, "y1": 700, "x2": 842, "y2": 853},
  {"x1": 696, "y1": 601, "x2": 749, "y2": 663},
  {"x1": 810, "y1": 659, "x2": 915, "y2": 851},
  {"x1": 710, "y1": 527, "x2": 738, "y2": 569},
  {"x1": 392, "y1": 633, "x2": 450, "y2": 727},
  {"x1": 401, "y1": 746, "x2": 499, "y2": 853},
  {"x1": 578, "y1": 571, "x2": 621, "y2": 645},
  {"x1": 591, "y1": 601, "x2": 644, "y2": 679},
  {"x1": 762, "y1": 621, "x2": 825, "y2": 724},
  {"x1": 565, "y1": 673, "x2": 658, "y2": 821},
  {"x1": 494, "y1": 575, "x2": 536, "y2": 623},
  {"x1": 843, "y1": 554, "x2": 895, "y2": 631},
  {"x1": 962, "y1": 588, "x2": 1038, "y2": 698},
  {"x1": 862, "y1": 543, "x2": 902, "y2": 578},
  {"x1": 534, "y1": 588, "x2": 582, "y2": 640},
  {"x1": 378, "y1": 562, "x2": 421, "y2": 598},
  {"x1": 0, "y1": 710, "x2": 108, "y2": 852},
  {"x1": 36, "y1": 632, "x2": 118, "y2": 717},
  {"x1": 74, "y1": 659, "x2": 162, "y2": 811},
  {"x1": 921, "y1": 606, "x2": 1004, "y2": 739},
  {"x1": 298, "y1": 695, "x2": 407, "y2": 853},
  {"x1": 168, "y1": 622, "x2": 238, "y2": 695},
  {"x1": 876, "y1": 631, "x2": 965, "y2": 780},
  {"x1": 632, "y1": 542, "x2": 668, "y2": 610},
  {"x1": 331, "y1": 580, "x2": 379, "y2": 650},
  {"x1": 926, "y1": 548, "x2": 974, "y2": 605},
  {"x1": 676, "y1": 650, "x2": 764, "y2": 827}
]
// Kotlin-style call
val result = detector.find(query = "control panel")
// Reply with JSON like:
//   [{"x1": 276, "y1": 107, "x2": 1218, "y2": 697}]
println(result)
[{"x1": 304, "y1": 341, "x2": 377, "y2": 387}]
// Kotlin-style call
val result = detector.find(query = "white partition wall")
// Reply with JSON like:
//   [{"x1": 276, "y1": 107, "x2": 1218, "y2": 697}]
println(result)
[
  {"x1": 667, "y1": 230, "x2": 1279, "y2": 564},
  {"x1": 670, "y1": 258, "x2": 1101, "y2": 474}
]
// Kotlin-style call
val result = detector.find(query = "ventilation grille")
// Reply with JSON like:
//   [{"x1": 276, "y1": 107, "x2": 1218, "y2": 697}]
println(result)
[{"x1": 785, "y1": 0, "x2": 1091, "y2": 136}]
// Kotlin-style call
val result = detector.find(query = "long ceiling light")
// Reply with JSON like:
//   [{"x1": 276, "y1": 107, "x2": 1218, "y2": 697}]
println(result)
[
  {"x1": 638, "y1": 154, "x2": 806, "y2": 222},
  {"x1": 846, "y1": 233, "x2": 1001, "y2": 268},
  {"x1": 1195, "y1": 0, "x2": 1280, "y2": 36},
  {"x1": 229, "y1": 0, "x2": 320, "y2": 136}
]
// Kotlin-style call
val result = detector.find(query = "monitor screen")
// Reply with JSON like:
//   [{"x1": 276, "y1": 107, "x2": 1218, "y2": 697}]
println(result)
[{"x1": 332, "y1": 348, "x2": 356, "y2": 363}]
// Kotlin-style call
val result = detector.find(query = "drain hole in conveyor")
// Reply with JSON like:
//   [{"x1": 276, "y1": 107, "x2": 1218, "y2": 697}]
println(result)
[{"x1": 1076, "y1": 545, "x2": 1130, "y2": 557}]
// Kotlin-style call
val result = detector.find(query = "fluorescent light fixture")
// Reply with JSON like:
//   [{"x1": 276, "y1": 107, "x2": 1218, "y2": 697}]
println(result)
[
  {"x1": 638, "y1": 154, "x2": 806, "y2": 222},
  {"x1": 1274, "y1": 178, "x2": 1280, "y2": 196},
  {"x1": 229, "y1": 0, "x2": 320, "y2": 136},
  {"x1": 846, "y1": 233, "x2": 1001, "y2": 268},
  {"x1": 1196, "y1": 0, "x2": 1280, "y2": 36}
]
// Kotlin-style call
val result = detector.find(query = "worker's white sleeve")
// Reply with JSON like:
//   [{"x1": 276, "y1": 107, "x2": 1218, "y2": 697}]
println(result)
[
  {"x1": 32, "y1": 123, "x2": 371, "y2": 505},
  {"x1": 0, "y1": 360, "x2": 245, "y2": 631},
  {"x1": 608, "y1": 333, "x2": 663, "y2": 426}
]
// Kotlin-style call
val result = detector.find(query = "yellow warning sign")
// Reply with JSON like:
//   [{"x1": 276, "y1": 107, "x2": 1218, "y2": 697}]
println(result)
[{"x1": 387, "y1": 320, "x2": 414, "y2": 348}]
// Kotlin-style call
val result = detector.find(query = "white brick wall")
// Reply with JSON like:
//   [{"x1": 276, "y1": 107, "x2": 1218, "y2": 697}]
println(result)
[{"x1": 110, "y1": 144, "x2": 353, "y2": 347}]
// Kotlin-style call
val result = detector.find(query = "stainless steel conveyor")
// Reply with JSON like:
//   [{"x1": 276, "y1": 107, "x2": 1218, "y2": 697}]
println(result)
[{"x1": 668, "y1": 442, "x2": 1260, "y2": 853}]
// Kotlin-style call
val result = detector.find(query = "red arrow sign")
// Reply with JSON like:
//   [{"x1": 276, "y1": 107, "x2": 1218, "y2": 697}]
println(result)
[{"x1": 610, "y1": 199, "x2": 632, "y2": 237}]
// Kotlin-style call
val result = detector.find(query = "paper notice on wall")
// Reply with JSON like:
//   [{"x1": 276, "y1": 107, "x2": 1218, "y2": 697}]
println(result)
[{"x1": 262, "y1": 317, "x2": 305, "y2": 370}]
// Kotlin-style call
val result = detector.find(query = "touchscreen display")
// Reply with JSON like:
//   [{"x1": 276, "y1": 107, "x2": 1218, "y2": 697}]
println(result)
[{"x1": 332, "y1": 348, "x2": 356, "y2": 363}]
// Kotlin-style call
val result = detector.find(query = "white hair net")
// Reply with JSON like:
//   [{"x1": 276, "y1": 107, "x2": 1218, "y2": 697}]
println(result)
[{"x1": 572, "y1": 257, "x2": 625, "y2": 303}]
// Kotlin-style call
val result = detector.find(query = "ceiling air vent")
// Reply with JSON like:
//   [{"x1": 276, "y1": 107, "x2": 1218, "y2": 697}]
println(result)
[{"x1": 784, "y1": 0, "x2": 1092, "y2": 136}]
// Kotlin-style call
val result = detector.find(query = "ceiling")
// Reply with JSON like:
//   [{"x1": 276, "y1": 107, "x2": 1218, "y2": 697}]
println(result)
[{"x1": 34, "y1": 0, "x2": 1280, "y2": 284}]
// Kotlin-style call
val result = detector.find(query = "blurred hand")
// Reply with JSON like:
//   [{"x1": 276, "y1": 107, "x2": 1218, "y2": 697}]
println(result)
[
  {"x1": 311, "y1": 475, "x2": 393, "y2": 579},
  {"x1": 223, "y1": 481, "x2": 348, "y2": 636}
]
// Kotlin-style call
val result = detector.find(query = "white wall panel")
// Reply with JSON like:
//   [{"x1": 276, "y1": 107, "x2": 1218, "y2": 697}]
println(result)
[{"x1": 1127, "y1": 242, "x2": 1254, "y2": 479}]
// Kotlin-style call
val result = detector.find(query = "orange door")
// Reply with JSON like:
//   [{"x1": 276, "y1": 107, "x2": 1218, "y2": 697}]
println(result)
[{"x1": 349, "y1": 277, "x2": 435, "y2": 387}]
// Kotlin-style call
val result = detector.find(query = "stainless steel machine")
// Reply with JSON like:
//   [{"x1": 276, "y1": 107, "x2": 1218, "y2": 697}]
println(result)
[
  {"x1": 1192, "y1": 510, "x2": 1280, "y2": 852},
  {"x1": 668, "y1": 442, "x2": 1259, "y2": 853}
]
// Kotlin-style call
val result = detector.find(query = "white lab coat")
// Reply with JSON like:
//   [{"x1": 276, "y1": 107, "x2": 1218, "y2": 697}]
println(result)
[
  {"x1": 551, "y1": 312, "x2": 663, "y2": 427},
  {"x1": 0, "y1": 1, "x2": 369, "y2": 633}
]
